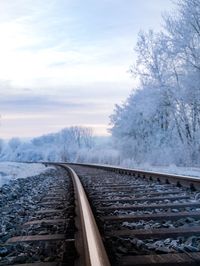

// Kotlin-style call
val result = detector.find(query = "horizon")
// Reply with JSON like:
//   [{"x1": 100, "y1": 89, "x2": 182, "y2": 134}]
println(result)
[{"x1": 1, "y1": 126, "x2": 112, "y2": 141}]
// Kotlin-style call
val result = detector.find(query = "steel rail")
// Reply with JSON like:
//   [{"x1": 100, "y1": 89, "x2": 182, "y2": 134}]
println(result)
[
  {"x1": 67, "y1": 162, "x2": 200, "y2": 266},
  {"x1": 68, "y1": 162, "x2": 200, "y2": 190},
  {"x1": 62, "y1": 164, "x2": 110, "y2": 266}
]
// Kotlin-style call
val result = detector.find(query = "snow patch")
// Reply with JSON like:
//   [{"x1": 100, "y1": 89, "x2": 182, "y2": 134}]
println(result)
[
  {"x1": 0, "y1": 162, "x2": 55, "y2": 187},
  {"x1": 120, "y1": 160, "x2": 200, "y2": 178}
]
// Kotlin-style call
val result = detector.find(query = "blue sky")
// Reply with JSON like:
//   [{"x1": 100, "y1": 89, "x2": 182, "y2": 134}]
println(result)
[{"x1": 0, "y1": 0, "x2": 174, "y2": 138}]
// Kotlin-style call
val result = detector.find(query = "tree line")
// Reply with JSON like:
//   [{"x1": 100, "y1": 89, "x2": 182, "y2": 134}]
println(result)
[{"x1": 111, "y1": 0, "x2": 200, "y2": 166}]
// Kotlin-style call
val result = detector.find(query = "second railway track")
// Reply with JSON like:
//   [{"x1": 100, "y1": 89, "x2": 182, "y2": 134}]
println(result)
[{"x1": 1, "y1": 162, "x2": 200, "y2": 265}]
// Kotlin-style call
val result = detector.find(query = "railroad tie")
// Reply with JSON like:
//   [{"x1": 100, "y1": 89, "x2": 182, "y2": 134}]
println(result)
[
  {"x1": 120, "y1": 253, "x2": 200, "y2": 265},
  {"x1": 102, "y1": 210, "x2": 200, "y2": 222},
  {"x1": 108, "y1": 226, "x2": 200, "y2": 239},
  {"x1": 6, "y1": 234, "x2": 67, "y2": 244},
  {"x1": 99, "y1": 201, "x2": 200, "y2": 211},
  {"x1": 23, "y1": 218, "x2": 67, "y2": 226}
]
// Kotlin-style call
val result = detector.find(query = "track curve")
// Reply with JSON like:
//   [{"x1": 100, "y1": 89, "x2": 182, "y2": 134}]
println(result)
[
  {"x1": 2, "y1": 162, "x2": 200, "y2": 266},
  {"x1": 68, "y1": 163, "x2": 200, "y2": 266}
]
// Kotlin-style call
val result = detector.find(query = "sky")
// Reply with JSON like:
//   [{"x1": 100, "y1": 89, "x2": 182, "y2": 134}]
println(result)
[{"x1": 0, "y1": 0, "x2": 175, "y2": 139}]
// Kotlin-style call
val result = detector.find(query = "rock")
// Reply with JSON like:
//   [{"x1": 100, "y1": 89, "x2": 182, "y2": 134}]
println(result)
[
  {"x1": 154, "y1": 240, "x2": 163, "y2": 247},
  {"x1": 136, "y1": 240, "x2": 144, "y2": 248},
  {"x1": 195, "y1": 193, "x2": 200, "y2": 200},
  {"x1": 185, "y1": 236, "x2": 196, "y2": 246},
  {"x1": 144, "y1": 224, "x2": 151, "y2": 230},
  {"x1": 117, "y1": 246, "x2": 128, "y2": 254},
  {"x1": 185, "y1": 217, "x2": 195, "y2": 223},
  {"x1": 156, "y1": 246, "x2": 171, "y2": 253},
  {"x1": 153, "y1": 223, "x2": 162, "y2": 228},
  {"x1": 13, "y1": 254, "x2": 29, "y2": 264},
  {"x1": 146, "y1": 243, "x2": 156, "y2": 250},
  {"x1": 164, "y1": 238, "x2": 171, "y2": 244},
  {"x1": 171, "y1": 209, "x2": 179, "y2": 212},
  {"x1": 0, "y1": 247, "x2": 8, "y2": 256},
  {"x1": 184, "y1": 245, "x2": 199, "y2": 252},
  {"x1": 44, "y1": 256, "x2": 55, "y2": 262}
]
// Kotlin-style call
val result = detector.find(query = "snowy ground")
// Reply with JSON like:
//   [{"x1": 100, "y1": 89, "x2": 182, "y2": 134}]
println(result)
[
  {"x1": 0, "y1": 162, "x2": 55, "y2": 187},
  {"x1": 120, "y1": 161, "x2": 200, "y2": 178},
  {"x1": 141, "y1": 165, "x2": 200, "y2": 178},
  {"x1": 1, "y1": 161, "x2": 200, "y2": 188},
  {"x1": 84, "y1": 161, "x2": 200, "y2": 179}
]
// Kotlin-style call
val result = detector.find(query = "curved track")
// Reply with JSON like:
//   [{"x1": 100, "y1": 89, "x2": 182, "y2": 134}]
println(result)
[
  {"x1": 2, "y1": 162, "x2": 200, "y2": 266},
  {"x1": 68, "y1": 163, "x2": 200, "y2": 266}
]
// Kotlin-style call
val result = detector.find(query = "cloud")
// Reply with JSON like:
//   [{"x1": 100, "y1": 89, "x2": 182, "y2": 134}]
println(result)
[
  {"x1": 0, "y1": 0, "x2": 174, "y2": 87},
  {"x1": 0, "y1": 93, "x2": 104, "y2": 112},
  {"x1": 0, "y1": 0, "x2": 175, "y2": 138}
]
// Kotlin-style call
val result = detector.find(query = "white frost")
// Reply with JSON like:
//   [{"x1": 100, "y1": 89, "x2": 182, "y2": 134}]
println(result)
[{"x1": 0, "y1": 162, "x2": 55, "y2": 187}]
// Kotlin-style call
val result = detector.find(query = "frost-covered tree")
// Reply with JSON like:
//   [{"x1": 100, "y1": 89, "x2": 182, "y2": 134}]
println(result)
[
  {"x1": 0, "y1": 139, "x2": 3, "y2": 154},
  {"x1": 164, "y1": 0, "x2": 200, "y2": 162},
  {"x1": 8, "y1": 138, "x2": 21, "y2": 151},
  {"x1": 0, "y1": 126, "x2": 95, "y2": 162},
  {"x1": 111, "y1": 0, "x2": 200, "y2": 166},
  {"x1": 59, "y1": 126, "x2": 94, "y2": 161}
]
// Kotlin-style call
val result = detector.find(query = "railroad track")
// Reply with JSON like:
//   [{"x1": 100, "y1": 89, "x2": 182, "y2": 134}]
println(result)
[
  {"x1": 1, "y1": 163, "x2": 200, "y2": 265},
  {"x1": 69, "y1": 163, "x2": 200, "y2": 266},
  {"x1": 0, "y1": 164, "x2": 109, "y2": 266}
]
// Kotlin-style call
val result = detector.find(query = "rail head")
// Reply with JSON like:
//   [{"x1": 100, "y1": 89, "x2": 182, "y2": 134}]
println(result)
[
  {"x1": 62, "y1": 164, "x2": 110, "y2": 266},
  {"x1": 67, "y1": 162, "x2": 200, "y2": 191}
]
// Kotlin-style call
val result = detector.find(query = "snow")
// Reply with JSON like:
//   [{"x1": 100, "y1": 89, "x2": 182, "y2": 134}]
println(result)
[
  {"x1": 139, "y1": 165, "x2": 200, "y2": 179},
  {"x1": 81, "y1": 161, "x2": 200, "y2": 179},
  {"x1": 110, "y1": 0, "x2": 200, "y2": 167},
  {"x1": 0, "y1": 160, "x2": 200, "y2": 191},
  {"x1": 0, "y1": 1, "x2": 200, "y2": 172},
  {"x1": 119, "y1": 160, "x2": 200, "y2": 179},
  {"x1": 0, "y1": 126, "x2": 94, "y2": 163},
  {"x1": 0, "y1": 162, "x2": 55, "y2": 187}
]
